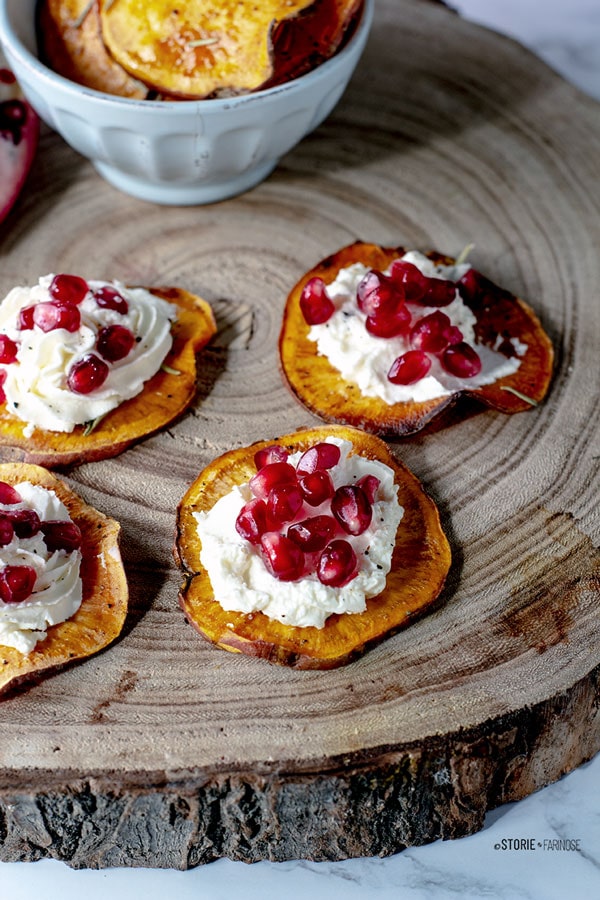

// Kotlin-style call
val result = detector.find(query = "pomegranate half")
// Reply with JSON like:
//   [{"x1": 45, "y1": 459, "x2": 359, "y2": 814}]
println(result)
[
  {"x1": 175, "y1": 425, "x2": 451, "y2": 669},
  {"x1": 0, "y1": 51, "x2": 38, "y2": 225},
  {"x1": 279, "y1": 242, "x2": 554, "y2": 436}
]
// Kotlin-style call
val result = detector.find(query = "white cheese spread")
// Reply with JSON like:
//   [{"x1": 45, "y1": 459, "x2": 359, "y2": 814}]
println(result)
[
  {"x1": 0, "y1": 482, "x2": 82, "y2": 653},
  {"x1": 0, "y1": 275, "x2": 176, "y2": 434},
  {"x1": 308, "y1": 251, "x2": 526, "y2": 404},
  {"x1": 194, "y1": 438, "x2": 404, "y2": 629}
]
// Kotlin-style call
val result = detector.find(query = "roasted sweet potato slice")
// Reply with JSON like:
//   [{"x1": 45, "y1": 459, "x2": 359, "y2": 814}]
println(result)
[
  {"x1": 37, "y1": 0, "x2": 150, "y2": 99},
  {"x1": 175, "y1": 424, "x2": 451, "y2": 669},
  {"x1": 0, "y1": 463, "x2": 127, "y2": 694},
  {"x1": 0, "y1": 286, "x2": 216, "y2": 467},
  {"x1": 279, "y1": 242, "x2": 554, "y2": 437},
  {"x1": 99, "y1": 0, "x2": 358, "y2": 98}
]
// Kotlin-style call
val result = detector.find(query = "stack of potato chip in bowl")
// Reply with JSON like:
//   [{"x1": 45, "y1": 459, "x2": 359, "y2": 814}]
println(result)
[{"x1": 0, "y1": 0, "x2": 372, "y2": 203}]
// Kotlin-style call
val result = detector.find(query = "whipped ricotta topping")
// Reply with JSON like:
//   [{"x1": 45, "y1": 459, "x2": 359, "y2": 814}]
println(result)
[
  {"x1": 308, "y1": 251, "x2": 526, "y2": 404},
  {"x1": 0, "y1": 275, "x2": 177, "y2": 434},
  {"x1": 194, "y1": 438, "x2": 404, "y2": 629},
  {"x1": 0, "y1": 482, "x2": 82, "y2": 653}
]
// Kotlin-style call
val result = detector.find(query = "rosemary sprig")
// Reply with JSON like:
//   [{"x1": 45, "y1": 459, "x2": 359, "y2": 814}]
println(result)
[
  {"x1": 455, "y1": 243, "x2": 475, "y2": 266},
  {"x1": 500, "y1": 386, "x2": 538, "y2": 407},
  {"x1": 83, "y1": 415, "x2": 106, "y2": 435},
  {"x1": 161, "y1": 363, "x2": 181, "y2": 376},
  {"x1": 72, "y1": 0, "x2": 94, "y2": 28},
  {"x1": 188, "y1": 38, "x2": 219, "y2": 48}
]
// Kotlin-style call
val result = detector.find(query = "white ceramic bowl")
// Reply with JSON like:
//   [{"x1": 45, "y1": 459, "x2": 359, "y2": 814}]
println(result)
[{"x1": 0, "y1": 0, "x2": 373, "y2": 205}]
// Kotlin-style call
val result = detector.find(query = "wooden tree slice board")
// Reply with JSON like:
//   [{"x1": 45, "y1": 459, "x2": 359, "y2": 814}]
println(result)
[{"x1": 0, "y1": 0, "x2": 599, "y2": 868}]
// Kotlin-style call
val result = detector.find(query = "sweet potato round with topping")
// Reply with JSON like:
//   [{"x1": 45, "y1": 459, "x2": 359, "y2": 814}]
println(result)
[
  {"x1": 0, "y1": 463, "x2": 127, "y2": 694},
  {"x1": 175, "y1": 424, "x2": 451, "y2": 669},
  {"x1": 279, "y1": 242, "x2": 554, "y2": 437},
  {"x1": 0, "y1": 286, "x2": 216, "y2": 467}
]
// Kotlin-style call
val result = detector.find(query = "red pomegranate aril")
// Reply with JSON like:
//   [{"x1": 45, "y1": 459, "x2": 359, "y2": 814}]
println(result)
[
  {"x1": 0, "y1": 481, "x2": 21, "y2": 505},
  {"x1": 389, "y1": 260, "x2": 429, "y2": 302},
  {"x1": 97, "y1": 324, "x2": 135, "y2": 362},
  {"x1": 299, "y1": 277, "x2": 334, "y2": 325},
  {"x1": 446, "y1": 325, "x2": 463, "y2": 345},
  {"x1": 423, "y1": 277, "x2": 456, "y2": 307},
  {"x1": 356, "y1": 474, "x2": 380, "y2": 504},
  {"x1": 267, "y1": 483, "x2": 304, "y2": 526},
  {"x1": 296, "y1": 442, "x2": 341, "y2": 475},
  {"x1": 410, "y1": 311, "x2": 453, "y2": 354},
  {"x1": 357, "y1": 271, "x2": 400, "y2": 318},
  {"x1": 331, "y1": 484, "x2": 372, "y2": 536},
  {"x1": 388, "y1": 350, "x2": 432, "y2": 385},
  {"x1": 299, "y1": 470, "x2": 334, "y2": 507},
  {"x1": 254, "y1": 444, "x2": 289, "y2": 470},
  {"x1": 235, "y1": 498, "x2": 271, "y2": 544},
  {"x1": 33, "y1": 300, "x2": 81, "y2": 333},
  {"x1": 0, "y1": 69, "x2": 16, "y2": 85},
  {"x1": 94, "y1": 286, "x2": 129, "y2": 315},
  {"x1": 0, "y1": 334, "x2": 18, "y2": 364},
  {"x1": 0, "y1": 370, "x2": 6, "y2": 403},
  {"x1": 249, "y1": 462, "x2": 297, "y2": 501},
  {"x1": 18, "y1": 305, "x2": 34, "y2": 330},
  {"x1": 0, "y1": 517, "x2": 13, "y2": 546},
  {"x1": 6, "y1": 508, "x2": 41, "y2": 538},
  {"x1": 442, "y1": 342, "x2": 482, "y2": 378},
  {"x1": 260, "y1": 532, "x2": 305, "y2": 582},
  {"x1": 456, "y1": 267, "x2": 496, "y2": 304},
  {"x1": 0, "y1": 564, "x2": 37, "y2": 604},
  {"x1": 365, "y1": 300, "x2": 411, "y2": 338},
  {"x1": 66, "y1": 353, "x2": 109, "y2": 394},
  {"x1": 41, "y1": 520, "x2": 82, "y2": 552},
  {"x1": 49, "y1": 274, "x2": 88, "y2": 305},
  {"x1": 287, "y1": 515, "x2": 337, "y2": 552},
  {"x1": 317, "y1": 539, "x2": 358, "y2": 587}
]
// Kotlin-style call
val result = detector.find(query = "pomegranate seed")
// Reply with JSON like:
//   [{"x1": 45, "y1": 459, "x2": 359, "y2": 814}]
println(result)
[
  {"x1": 423, "y1": 277, "x2": 456, "y2": 307},
  {"x1": 296, "y1": 442, "x2": 341, "y2": 475},
  {"x1": 331, "y1": 484, "x2": 372, "y2": 536},
  {"x1": 33, "y1": 301, "x2": 81, "y2": 333},
  {"x1": 410, "y1": 311, "x2": 453, "y2": 354},
  {"x1": 249, "y1": 462, "x2": 297, "y2": 500},
  {"x1": 0, "y1": 564, "x2": 37, "y2": 603},
  {"x1": 267, "y1": 483, "x2": 304, "y2": 526},
  {"x1": 456, "y1": 267, "x2": 495, "y2": 304},
  {"x1": 299, "y1": 470, "x2": 334, "y2": 507},
  {"x1": 67, "y1": 354, "x2": 109, "y2": 394},
  {"x1": 260, "y1": 532, "x2": 305, "y2": 581},
  {"x1": 442, "y1": 342, "x2": 482, "y2": 378},
  {"x1": 0, "y1": 335, "x2": 18, "y2": 364},
  {"x1": 235, "y1": 498, "x2": 271, "y2": 544},
  {"x1": 388, "y1": 350, "x2": 432, "y2": 385},
  {"x1": 49, "y1": 274, "x2": 88, "y2": 305},
  {"x1": 299, "y1": 277, "x2": 334, "y2": 325},
  {"x1": 94, "y1": 286, "x2": 129, "y2": 314},
  {"x1": 0, "y1": 100, "x2": 26, "y2": 125},
  {"x1": 287, "y1": 515, "x2": 337, "y2": 552},
  {"x1": 6, "y1": 509, "x2": 41, "y2": 538},
  {"x1": 317, "y1": 539, "x2": 358, "y2": 587},
  {"x1": 0, "y1": 481, "x2": 22, "y2": 505},
  {"x1": 97, "y1": 324, "x2": 135, "y2": 362},
  {"x1": 356, "y1": 474, "x2": 380, "y2": 504},
  {"x1": 365, "y1": 301, "x2": 411, "y2": 338},
  {"x1": 0, "y1": 69, "x2": 16, "y2": 85},
  {"x1": 0, "y1": 517, "x2": 14, "y2": 546},
  {"x1": 41, "y1": 521, "x2": 82, "y2": 552},
  {"x1": 446, "y1": 325, "x2": 463, "y2": 345},
  {"x1": 254, "y1": 444, "x2": 289, "y2": 470},
  {"x1": 18, "y1": 305, "x2": 35, "y2": 330},
  {"x1": 0, "y1": 370, "x2": 6, "y2": 403},
  {"x1": 389, "y1": 260, "x2": 429, "y2": 302},
  {"x1": 356, "y1": 270, "x2": 401, "y2": 318}
]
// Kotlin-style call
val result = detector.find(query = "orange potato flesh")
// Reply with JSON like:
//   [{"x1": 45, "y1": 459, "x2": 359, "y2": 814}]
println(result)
[
  {"x1": 175, "y1": 425, "x2": 451, "y2": 669},
  {"x1": 0, "y1": 464, "x2": 128, "y2": 694},
  {"x1": 279, "y1": 242, "x2": 554, "y2": 437},
  {"x1": 0, "y1": 287, "x2": 216, "y2": 468}
]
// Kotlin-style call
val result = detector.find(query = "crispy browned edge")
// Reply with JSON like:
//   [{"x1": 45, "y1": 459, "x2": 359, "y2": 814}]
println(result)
[
  {"x1": 278, "y1": 241, "x2": 555, "y2": 437},
  {"x1": 0, "y1": 287, "x2": 216, "y2": 468},
  {"x1": 0, "y1": 463, "x2": 128, "y2": 694},
  {"x1": 174, "y1": 424, "x2": 451, "y2": 669}
]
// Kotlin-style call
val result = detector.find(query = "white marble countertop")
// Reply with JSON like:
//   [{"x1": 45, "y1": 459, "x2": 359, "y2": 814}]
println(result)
[{"x1": 2, "y1": 1, "x2": 600, "y2": 897}]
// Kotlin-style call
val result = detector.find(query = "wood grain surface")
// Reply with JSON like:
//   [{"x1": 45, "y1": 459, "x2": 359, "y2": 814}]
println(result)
[{"x1": 0, "y1": 0, "x2": 599, "y2": 868}]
